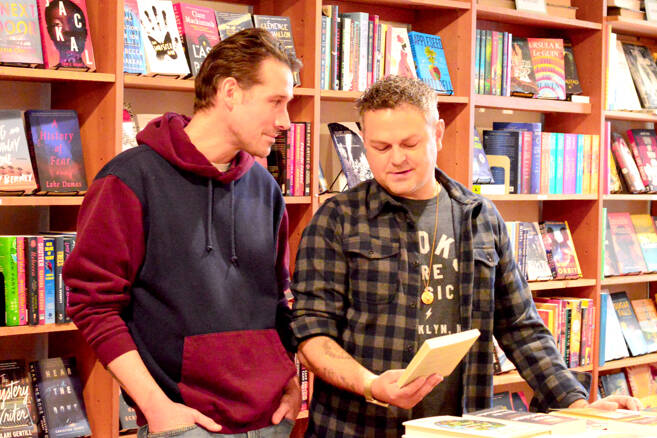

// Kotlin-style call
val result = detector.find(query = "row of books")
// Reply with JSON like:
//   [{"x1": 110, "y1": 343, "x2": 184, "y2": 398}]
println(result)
[
  {"x1": 319, "y1": 6, "x2": 453, "y2": 95},
  {"x1": 0, "y1": 109, "x2": 87, "y2": 195},
  {"x1": 268, "y1": 122, "x2": 312, "y2": 197},
  {"x1": 606, "y1": 34, "x2": 657, "y2": 111},
  {"x1": 0, "y1": 233, "x2": 76, "y2": 327},
  {"x1": 474, "y1": 123, "x2": 600, "y2": 195},
  {"x1": 474, "y1": 32, "x2": 582, "y2": 101},
  {"x1": 124, "y1": 1, "x2": 299, "y2": 81},
  {"x1": 0, "y1": 357, "x2": 90, "y2": 438},
  {"x1": 607, "y1": 0, "x2": 657, "y2": 23},
  {"x1": 598, "y1": 364, "x2": 657, "y2": 409},
  {"x1": 608, "y1": 128, "x2": 657, "y2": 194},
  {"x1": 0, "y1": 0, "x2": 96, "y2": 71},
  {"x1": 603, "y1": 212, "x2": 657, "y2": 276}
]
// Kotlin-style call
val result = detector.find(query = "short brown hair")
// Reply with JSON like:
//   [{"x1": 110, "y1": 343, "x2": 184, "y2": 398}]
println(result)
[
  {"x1": 355, "y1": 76, "x2": 438, "y2": 121},
  {"x1": 193, "y1": 28, "x2": 302, "y2": 113}
]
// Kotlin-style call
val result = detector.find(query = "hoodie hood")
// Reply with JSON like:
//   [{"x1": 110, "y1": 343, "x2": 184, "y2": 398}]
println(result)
[{"x1": 136, "y1": 112, "x2": 254, "y2": 183}]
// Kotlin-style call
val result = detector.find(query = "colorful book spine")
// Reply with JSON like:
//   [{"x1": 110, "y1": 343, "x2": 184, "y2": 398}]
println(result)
[
  {"x1": 576, "y1": 135, "x2": 584, "y2": 194},
  {"x1": 555, "y1": 133, "x2": 565, "y2": 194},
  {"x1": 540, "y1": 132, "x2": 551, "y2": 194},
  {"x1": 43, "y1": 237, "x2": 55, "y2": 324},
  {"x1": 0, "y1": 236, "x2": 19, "y2": 326},
  {"x1": 17, "y1": 237, "x2": 27, "y2": 326},
  {"x1": 590, "y1": 135, "x2": 600, "y2": 194},
  {"x1": 582, "y1": 134, "x2": 592, "y2": 194},
  {"x1": 562, "y1": 133, "x2": 578, "y2": 194}
]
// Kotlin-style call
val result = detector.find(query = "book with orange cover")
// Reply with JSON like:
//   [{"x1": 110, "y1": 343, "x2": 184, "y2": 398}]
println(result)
[{"x1": 625, "y1": 364, "x2": 657, "y2": 408}]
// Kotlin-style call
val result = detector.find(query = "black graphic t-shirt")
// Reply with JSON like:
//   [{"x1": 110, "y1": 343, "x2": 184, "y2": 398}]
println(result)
[{"x1": 397, "y1": 186, "x2": 463, "y2": 417}]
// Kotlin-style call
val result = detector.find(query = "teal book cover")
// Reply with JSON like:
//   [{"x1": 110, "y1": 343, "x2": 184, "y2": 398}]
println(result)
[{"x1": 407, "y1": 31, "x2": 453, "y2": 95}]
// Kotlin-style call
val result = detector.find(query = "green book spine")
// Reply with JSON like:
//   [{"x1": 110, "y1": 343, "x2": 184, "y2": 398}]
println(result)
[{"x1": 0, "y1": 237, "x2": 19, "y2": 326}]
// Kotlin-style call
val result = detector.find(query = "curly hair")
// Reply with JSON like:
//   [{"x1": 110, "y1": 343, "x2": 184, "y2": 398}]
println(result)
[
  {"x1": 355, "y1": 76, "x2": 438, "y2": 122},
  {"x1": 193, "y1": 28, "x2": 302, "y2": 113}
]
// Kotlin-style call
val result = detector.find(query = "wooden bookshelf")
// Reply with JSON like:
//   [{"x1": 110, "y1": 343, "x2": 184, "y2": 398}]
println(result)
[
  {"x1": 0, "y1": 323, "x2": 77, "y2": 337},
  {"x1": 599, "y1": 353, "x2": 657, "y2": 372},
  {"x1": 474, "y1": 95, "x2": 592, "y2": 113},
  {"x1": 529, "y1": 279, "x2": 597, "y2": 291},
  {"x1": 605, "y1": 110, "x2": 657, "y2": 122},
  {"x1": 476, "y1": 4, "x2": 601, "y2": 30},
  {"x1": 603, "y1": 194, "x2": 657, "y2": 201},
  {"x1": 485, "y1": 194, "x2": 598, "y2": 201},
  {"x1": 0, "y1": 196, "x2": 84, "y2": 206},
  {"x1": 320, "y1": 89, "x2": 469, "y2": 104},
  {"x1": 607, "y1": 16, "x2": 657, "y2": 38},
  {"x1": 602, "y1": 274, "x2": 657, "y2": 286},
  {"x1": 0, "y1": 67, "x2": 115, "y2": 83}
]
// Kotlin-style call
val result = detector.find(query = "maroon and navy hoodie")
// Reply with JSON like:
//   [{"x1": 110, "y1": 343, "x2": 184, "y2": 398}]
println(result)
[{"x1": 62, "y1": 113, "x2": 296, "y2": 434}]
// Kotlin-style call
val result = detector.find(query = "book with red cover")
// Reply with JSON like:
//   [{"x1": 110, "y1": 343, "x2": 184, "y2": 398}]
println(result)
[
  {"x1": 538, "y1": 221, "x2": 582, "y2": 279},
  {"x1": 626, "y1": 129, "x2": 657, "y2": 192},
  {"x1": 527, "y1": 38, "x2": 566, "y2": 100},
  {"x1": 172, "y1": 2, "x2": 219, "y2": 77},
  {"x1": 36, "y1": 0, "x2": 96, "y2": 70},
  {"x1": 611, "y1": 132, "x2": 646, "y2": 193},
  {"x1": 607, "y1": 212, "x2": 647, "y2": 275}
]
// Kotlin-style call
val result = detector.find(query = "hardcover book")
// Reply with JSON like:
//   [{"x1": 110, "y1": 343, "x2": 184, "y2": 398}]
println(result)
[
  {"x1": 509, "y1": 37, "x2": 538, "y2": 97},
  {"x1": 407, "y1": 31, "x2": 453, "y2": 95},
  {"x1": 0, "y1": 236, "x2": 20, "y2": 326},
  {"x1": 253, "y1": 15, "x2": 300, "y2": 86},
  {"x1": 630, "y1": 299, "x2": 657, "y2": 353},
  {"x1": 610, "y1": 132, "x2": 646, "y2": 193},
  {"x1": 214, "y1": 11, "x2": 252, "y2": 40},
  {"x1": 630, "y1": 214, "x2": 657, "y2": 272},
  {"x1": 518, "y1": 222, "x2": 553, "y2": 281},
  {"x1": 538, "y1": 221, "x2": 582, "y2": 279},
  {"x1": 527, "y1": 38, "x2": 566, "y2": 100},
  {"x1": 607, "y1": 212, "x2": 648, "y2": 275},
  {"x1": 0, "y1": 359, "x2": 38, "y2": 438},
  {"x1": 118, "y1": 390, "x2": 137, "y2": 432},
  {"x1": 492, "y1": 122, "x2": 542, "y2": 194},
  {"x1": 611, "y1": 291, "x2": 650, "y2": 356},
  {"x1": 0, "y1": 0, "x2": 42, "y2": 66},
  {"x1": 123, "y1": 0, "x2": 147, "y2": 74},
  {"x1": 172, "y1": 2, "x2": 219, "y2": 77},
  {"x1": 0, "y1": 110, "x2": 37, "y2": 194},
  {"x1": 623, "y1": 43, "x2": 657, "y2": 109},
  {"x1": 403, "y1": 415, "x2": 550, "y2": 438},
  {"x1": 604, "y1": 211, "x2": 621, "y2": 277},
  {"x1": 385, "y1": 26, "x2": 417, "y2": 80},
  {"x1": 562, "y1": 39, "x2": 582, "y2": 96},
  {"x1": 626, "y1": 129, "x2": 657, "y2": 192},
  {"x1": 472, "y1": 128, "x2": 494, "y2": 184},
  {"x1": 327, "y1": 122, "x2": 372, "y2": 189},
  {"x1": 137, "y1": 0, "x2": 190, "y2": 77},
  {"x1": 29, "y1": 357, "x2": 91, "y2": 438},
  {"x1": 483, "y1": 130, "x2": 521, "y2": 194},
  {"x1": 24, "y1": 110, "x2": 87, "y2": 194},
  {"x1": 36, "y1": 0, "x2": 96, "y2": 70}
]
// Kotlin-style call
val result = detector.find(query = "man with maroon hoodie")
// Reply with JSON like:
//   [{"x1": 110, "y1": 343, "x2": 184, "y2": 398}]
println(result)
[{"x1": 63, "y1": 28, "x2": 302, "y2": 437}]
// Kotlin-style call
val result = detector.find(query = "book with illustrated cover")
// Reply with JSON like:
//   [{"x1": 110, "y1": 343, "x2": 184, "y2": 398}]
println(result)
[
  {"x1": 24, "y1": 110, "x2": 87, "y2": 195},
  {"x1": 123, "y1": 0, "x2": 147, "y2": 74},
  {"x1": 562, "y1": 39, "x2": 582, "y2": 97},
  {"x1": 0, "y1": 0, "x2": 42, "y2": 66},
  {"x1": 121, "y1": 104, "x2": 139, "y2": 152},
  {"x1": 472, "y1": 128, "x2": 494, "y2": 184},
  {"x1": 608, "y1": 151, "x2": 623, "y2": 194},
  {"x1": 36, "y1": 0, "x2": 95, "y2": 71},
  {"x1": 396, "y1": 329, "x2": 480, "y2": 388},
  {"x1": 611, "y1": 132, "x2": 646, "y2": 193},
  {"x1": 608, "y1": 35, "x2": 643, "y2": 111},
  {"x1": 599, "y1": 371, "x2": 631, "y2": 397},
  {"x1": 510, "y1": 37, "x2": 537, "y2": 97},
  {"x1": 407, "y1": 31, "x2": 453, "y2": 95},
  {"x1": 385, "y1": 26, "x2": 417, "y2": 80},
  {"x1": 631, "y1": 299, "x2": 657, "y2": 353},
  {"x1": 538, "y1": 221, "x2": 582, "y2": 280},
  {"x1": 630, "y1": 214, "x2": 657, "y2": 272},
  {"x1": 518, "y1": 222, "x2": 553, "y2": 281},
  {"x1": 625, "y1": 364, "x2": 657, "y2": 408},
  {"x1": 403, "y1": 415, "x2": 550, "y2": 438},
  {"x1": 29, "y1": 357, "x2": 91, "y2": 438},
  {"x1": 0, "y1": 110, "x2": 37, "y2": 194},
  {"x1": 0, "y1": 359, "x2": 38, "y2": 438},
  {"x1": 327, "y1": 122, "x2": 372, "y2": 189},
  {"x1": 137, "y1": 0, "x2": 190, "y2": 77},
  {"x1": 214, "y1": 11, "x2": 252, "y2": 40},
  {"x1": 514, "y1": 0, "x2": 547, "y2": 13},
  {"x1": 253, "y1": 15, "x2": 300, "y2": 86},
  {"x1": 623, "y1": 43, "x2": 657, "y2": 109},
  {"x1": 491, "y1": 392, "x2": 529, "y2": 412},
  {"x1": 172, "y1": 2, "x2": 219, "y2": 77},
  {"x1": 492, "y1": 336, "x2": 515, "y2": 374},
  {"x1": 626, "y1": 129, "x2": 657, "y2": 193},
  {"x1": 465, "y1": 408, "x2": 586, "y2": 435},
  {"x1": 600, "y1": 291, "x2": 630, "y2": 362},
  {"x1": 527, "y1": 38, "x2": 566, "y2": 100},
  {"x1": 607, "y1": 212, "x2": 647, "y2": 275},
  {"x1": 604, "y1": 211, "x2": 621, "y2": 277},
  {"x1": 611, "y1": 291, "x2": 650, "y2": 357}
]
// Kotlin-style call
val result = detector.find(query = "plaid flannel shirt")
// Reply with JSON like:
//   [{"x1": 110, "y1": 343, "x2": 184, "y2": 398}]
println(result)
[{"x1": 290, "y1": 168, "x2": 587, "y2": 438}]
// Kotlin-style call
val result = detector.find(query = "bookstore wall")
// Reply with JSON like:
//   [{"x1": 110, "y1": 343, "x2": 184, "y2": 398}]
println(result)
[{"x1": 5, "y1": 0, "x2": 657, "y2": 436}]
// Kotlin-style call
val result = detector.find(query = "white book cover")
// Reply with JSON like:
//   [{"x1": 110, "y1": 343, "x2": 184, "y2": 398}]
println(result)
[
  {"x1": 388, "y1": 27, "x2": 417, "y2": 80},
  {"x1": 514, "y1": 0, "x2": 547, "y2": 13},
  {"x1": 137, "y1": 0, "x2": 190, "y2": 77},
  {"x1": 602, "y1": 292, "x2": 630, "y2": 361},
  {"x1": 646, "y1": 0, "x2": 657, "y2": 22},
  {"x1": 613, "y1": 39, "x2": 643, "y2": 111}
]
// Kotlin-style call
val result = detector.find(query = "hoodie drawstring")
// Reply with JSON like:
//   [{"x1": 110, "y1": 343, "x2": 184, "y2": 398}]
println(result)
[
  {"x1": 230, "y1": 181, "x2": 238, "y2": 266},
  {"x1": 206, "y1": 179, "x2": 214, "y2": 252}
]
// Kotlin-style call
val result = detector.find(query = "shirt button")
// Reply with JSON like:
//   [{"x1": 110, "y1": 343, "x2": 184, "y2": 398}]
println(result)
[
  {"x1": 410, "y1": 302, "x2": 417, "y2": 309},
  {"x1": 413, "y1": 260, "x2": 420, "y2": 267}
]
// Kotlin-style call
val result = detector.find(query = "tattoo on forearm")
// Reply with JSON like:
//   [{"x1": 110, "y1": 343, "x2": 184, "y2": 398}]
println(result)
[
  {"x1": 322, "y1": 367, "x2": 357, "y2": 393},
  {"x1": 322, "y1": 339, "x2": 351, "y2": 359}
]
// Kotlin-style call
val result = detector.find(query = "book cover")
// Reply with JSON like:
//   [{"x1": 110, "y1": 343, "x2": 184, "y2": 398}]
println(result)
[
  {"x1": 563, "y1": 39, "x2": 582, "y2": 96},
  {"x1": 172, "y1": 2, "x2": 219, "y2": 77},
  {"x1": 386, "y1": 26, "x2": 416, "y2": 79},
  {"x1": 609, "y1": 38, "x2": 643, "y2": 111},
  {"x1": 509, "y1": 37, "x2": 538, "y2": 97},
  {"x1": 0, "y1": 236, "x2": 19, "y2": 326},
  {"x1": 472, "y1": 128, "x2": 494, "y2": 184},
  {"x1": 492, "y1": 336, "x2": 516, "y2": 374},
  {"x1": 607, "y1": 212, "x2": 648, "y2": 275},
  {"x1": 253, "y1": 15, "x2": 300, "y2": 86},
  {"x1": 599, "y1": 371, "x2": 631, "y2": 397},
  {"x1": 36, "y1": 0, "x2": 95, "y2": 70},
  {"x1": 604, "y1": 211, "x2": 621, "y2": 277},
  {"x1": 630, "y1": 298, "x2": 657, "y2": 353},
  {"x1": 0, "y1": 359, "x2": 38, "y2": 438},
  {"x1": 118, "y1": 390, "x2": 137, "y2": 432},
  {"x1": 601, "y1": 291, "x2": 630, "y2": 362},
  {"x1": 610, "y1": 132, "x2": 646, "y2": 193},
  {"x1": 24, "y1": 110, "x2": 87, "y2": 194},
  {"x1": 465, "y1": 408, "x2": 586, "y2": 435},
  {"x1": 483, "y1": 130, "x2": 521, "y2": 194},
  {"x1": 630, "y1": 214, "x2": 657, "y2": 272},
  {"x1": 327, "y1": 122, "x2": 372, "y2": 189},
  {"x1": 403, "y1": 415, "x2": 550, "y2": 438},
  {"x1": 0, "y1": 110, "x2": 37, "y2": 194},
  {"x1": 29, "y1": 357, "x2": 91, "y2": 438},
  {"x1": 627, "y1": 128, "x2": 657, "y2": 192},
  {"x1": 396, "y1": 329, "x2": 480, "y2": 388},
  {"x1": 407, "y1": 31, "x2": 453, "y2": 95},
  {"x1": 608, "y1": 150, "x2": 623, "y2": 194},
  {"x1": 40, "y1": 233, "x2": 65, "y2": 324},
  {"x1": 538, "y1": 221, "x2": 582, "y2": 279},
  {"x1": 514, "y1": 0, "x2": 547, "y2": 13},
  {"x1": 121, "y1": 104, "x2": 138, "y2": 152},
  {"x1": 0, "y1": 0, "x2": 42, "y2": 66},
  {"x1": 623, "y1": 43, "x2": 657, "y2": 109},
  {"x1": 625, "y1": 364, "x2": 657, "y2": 408},
  {"x1": 123, "y1": 0, "x2": 147, "y2": 74},
  {"x1": 136, "y1": 0, "x2": 190, "y2": 77},
  {"x1": 611, "y1": 291, "x2": 650, "y2": 356},
  {"x1": 42, "y1": 237, "x2": 55, "y2": 324},
  {"x1": 492, "y1": 122, "x2": 542, "y2": 194},
  {"x1": 527, "y1": 38, "x2": 566, "y2": 100},
  {"x1": 518, "y1": 222, "x2": 553, "y2": 281},
  {"x1": 214, "y1": 11, "x2": 252, "y2": 40}
]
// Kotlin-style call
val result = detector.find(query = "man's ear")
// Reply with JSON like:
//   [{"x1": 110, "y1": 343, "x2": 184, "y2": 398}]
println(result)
[
  {"x1": 218, "y1": 77, "x2": 241, "y2": 110},
  {"x1": 435, "y1": 118, "x2": 446, "y2": 153}
]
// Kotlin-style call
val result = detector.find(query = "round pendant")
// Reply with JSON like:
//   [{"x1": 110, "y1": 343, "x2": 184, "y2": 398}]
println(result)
[{"x1": 421, "y1": 289, "x2": 434, "y2": 305}]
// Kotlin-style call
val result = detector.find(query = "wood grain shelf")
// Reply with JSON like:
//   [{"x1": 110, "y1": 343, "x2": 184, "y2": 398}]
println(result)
[
  {"x1": 320, "y1": 89, "x2": 468, "y2": 104},
  {"x1": 599, "y1": 353, "x2": 657, "y2": 372},
  {"x1": 0, "y1": 67, "x2": 114, "y2": 83},
  {"x1": 0, "y1": 196, "x2": 84, "y2": 206},
  {"x1": 602, "y1": 274, "x2": 657, "y2": 285},
  {"x1": 607, "y1": 16, "x2": 657, "y2": 38},
  {"x1": 284, "y1": 196, "x2": 312, "y2": 205},
  {"x1": 485, "y1": 194, "x2": 597, "y2": 201},
  {"x1": 474, "y1": 95, "x2": 591, "y2": 113},
  {"x1": 335, "y1": 0, "x2": 470, "y2": 9},
  {"x1": 0, "y1": 323, "x2": 77, "y2": 337},
  {"x1": 476, "y1": 5, "x2": 601, "y2": 30},
  {"x1": 493, "y1": 364, "x2": 593, "y2": 386},
  {"x1": 529, "y1": 279, "x2": 597, "y2": 291},
  {"x1": 605, "y1": 110, "x2": 657, "y2": 122},
  {"x1": 603, "y1": 194, "x2": 657, "y2": 201}
]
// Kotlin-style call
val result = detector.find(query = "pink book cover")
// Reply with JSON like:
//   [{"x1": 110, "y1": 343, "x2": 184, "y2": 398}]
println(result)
[
  {"x1": 627, "y1": 129, "x2": 657, "y2": 192},
  {"x1": 582, "y1": 134, "x2": 592, "y2": 194},
  {"x1": 286, "y1": 126, "x2": 294, "y2": 196},
  {"x1": 540, "y1": 132, "x2": 551, "y2": 193},
  {"x1": 36, "y1": 0, "x2": 96, "y2": 70},
  {"x1": 294, "y1": 122, "x2": 303, "y2": 196},
  {"x1": 172, "y1": 2, "x2": 219, "y2": 77},
  {"x1": 603, "y1": 121, "x2": 610, "y2": 194},
  {"x1": 520, "y1": 131, "x2": 532, "y2": 194},
  {"x1": 535, "y1": 297, "x2": 565, "y2": 356},
  {"x1": 368, "y1": 15, "x2": 379, "y2": 87},
  {"x1": 527, "y1": 38, "x2": 566, "y2": 100},
  {"x1": 563, "y1": 133, "x2": 578, "y2": 194},
  {"x1": 16, "y1": 237, "x2": 27, "y2": 326},
  {"x1": 591, "y1": 135, "x2": 600, "y2": 194},
  {"x1": 36, "y1": 236, "x2": 45, "y2": 325}
]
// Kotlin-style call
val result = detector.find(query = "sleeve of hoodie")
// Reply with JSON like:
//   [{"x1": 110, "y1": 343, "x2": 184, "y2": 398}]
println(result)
[
  {"x1": 275, "y1": 208, "x2": 296, "y2": 352},
  {"x1": 63, "y1": 175, "x2": 145, "y2": 367}
]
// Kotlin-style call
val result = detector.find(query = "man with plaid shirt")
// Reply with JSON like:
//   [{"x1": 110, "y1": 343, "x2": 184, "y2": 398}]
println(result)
[{"x1": 290, "y1": 76, "x2": 640, "y2": 437}]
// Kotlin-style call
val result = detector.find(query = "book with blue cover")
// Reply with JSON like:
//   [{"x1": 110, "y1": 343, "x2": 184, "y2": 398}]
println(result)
[
  {"x1": 327, "y1": 122, "x2": 372, "y2": 189},
  {"x1": 492, "y1": 122, "x2": 542, "y2": 194},
  {"x1": 123, "y1": 0, "x2": 147, "y2": 74},
  {"x1": 407, "y1": 31, "x2": 453, "y2": 95},
  {"x1": 472, "y1": 128, "x2": 493, "y2": 184}
]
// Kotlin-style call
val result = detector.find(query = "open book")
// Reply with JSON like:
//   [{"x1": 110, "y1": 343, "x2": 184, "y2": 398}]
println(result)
[{"x1": 397, "y1": 329, "x2": 481, "y2": 388}]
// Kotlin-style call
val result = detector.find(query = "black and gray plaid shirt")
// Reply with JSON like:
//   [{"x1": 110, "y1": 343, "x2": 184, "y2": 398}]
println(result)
[{"x1": 290, "y1": 168, "x2": 587, "y2": 437}]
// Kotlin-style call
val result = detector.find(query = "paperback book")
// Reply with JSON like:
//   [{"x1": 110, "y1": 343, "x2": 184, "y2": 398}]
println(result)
[
  {"x1": 0, "y1": 359, "x2": 38, "y2": 438},
  {"x1": 0, "y1": 110, "x2": 37, "y2": 194},
  {"x1": 510, "y1": 37, "x2": 538, "y2": 97},
  {"x1": 611, "y1": 291, "x2": 650, "y2": 357},
  {"x1": 539, "y1": 221, "x2": 582, "y2": 279},
  {"x1": 214, "y1": 11, "x2": 252, "y2": 40},
  {"x1": 253, "y1": 15, "x2": 300, "y2": 86},
  {"x1": 123, "y1": 0, "x2": 147, "y2": 74},
  {"x1": 0, "y1": 0, "x2": 42, "y2": 66},
  {"x1": 327, "y1": 122, "x2": 372, "y2": 189},
  {"x1": 623, "y1": 43, "x2": 657, "y2": 109},
  {"x1": 472, "y1": 128, "x2": 494, "y2": 184},
  {"x1": 527, "y1": 38, "x2": 566, "y2": 100},
  {"x1": 172, "y1": 2, "x2": 219, "y2": 77},
  {"x1": 407, "y1": 31, "x2": 453, "y2": 95}
]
